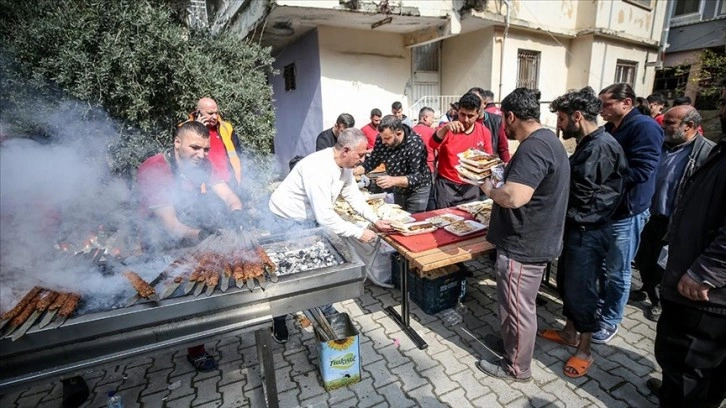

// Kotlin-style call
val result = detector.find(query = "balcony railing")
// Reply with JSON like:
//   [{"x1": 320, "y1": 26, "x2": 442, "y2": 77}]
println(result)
[{"x1": 409, "y1": 95, "x2": 460, "y2": 121}]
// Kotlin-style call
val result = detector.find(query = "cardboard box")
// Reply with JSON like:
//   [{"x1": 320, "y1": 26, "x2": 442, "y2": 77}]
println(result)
[{"x1": 315, "y1": 312, "x2": 361, "y2": 391}]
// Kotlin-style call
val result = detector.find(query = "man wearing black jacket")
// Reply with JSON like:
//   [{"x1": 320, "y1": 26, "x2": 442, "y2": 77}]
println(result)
[
  {"x1": 632, "y1": 106, "x2": 714, "y2": 321},
  {"x1": 538, "y1": 87, "x2": 627, "y2": 378},
  {"x1": 651, "y1": 136, "x2": 726, "y2": 407}
]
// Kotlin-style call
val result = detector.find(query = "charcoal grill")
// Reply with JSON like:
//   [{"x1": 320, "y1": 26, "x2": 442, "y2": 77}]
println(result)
[{"x1": 0, "y1": 227, "x2": 364, "y2": 407}]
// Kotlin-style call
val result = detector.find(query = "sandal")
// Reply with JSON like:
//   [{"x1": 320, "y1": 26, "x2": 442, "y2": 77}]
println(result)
[
  {"x1": 538, "y1": 329, "x2": 579, "y2": 348},
  {"x1": 563, "y1": 355, "x2": 593, "y2": 378},
  {"x1": 187, "y1": 352, "x2": 218, "y2": 372}
]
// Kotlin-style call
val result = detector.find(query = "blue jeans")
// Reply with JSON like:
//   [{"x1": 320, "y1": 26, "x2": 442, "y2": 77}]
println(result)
[
  {"x1": 394, "y1": 186, "x2": 430, "y2": 214},
  {"x1": 558, "y1": 224, "x2": 612, "y2": 334},
  {"x1": 598, "y1": 210, "x2": 650, "y2": 327}
]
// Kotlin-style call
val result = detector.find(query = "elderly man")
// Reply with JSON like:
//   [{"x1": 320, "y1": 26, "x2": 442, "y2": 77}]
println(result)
[
  {"x1": 192, "y1": 97, "x2": 243, "y2": 190},
  {"x1": 354, "y1": 115, "x2": 431, "y2": 213},
  {"x1": 650, "y1": 135, "x2": 726, "y2": 407},
  {"x1": 477, "y1": 88, "x2": 570, "y2": 382},
  {"x1": 137, "y1": 121, "x2": 245, "y2": 372},
  {"x1": 315, "y1": 113, "x2": 355, "y2": 151},
  {"x1": 632, "y1": 105, "x2": 714, "y2": 321},
  {"x1": 269, "y1": 128, "x2": 392, "y2": 341},
  {"x1": 429, "y1": 92, "x2": 493, "y2": 208},
  {"x1": 538, "y1": 87, "x2": 627, "y2": 378},
  {"x1": 361, "y1": 108, "x2": 382, "y2": 150},
  {"x1": 594, "y1": 83, "x2": 663, "y2": 344}
]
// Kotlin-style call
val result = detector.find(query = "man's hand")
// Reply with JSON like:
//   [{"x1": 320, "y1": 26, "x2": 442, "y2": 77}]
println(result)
[
  {"x1": 446, "y1": 120, "x2": 465, "y2": 134},
  {"x1": 376, "y1": 175, "x2": 397, "y2": 189},
  {"x1": 480, "y1": 178, "x2": 494, "y2": 196},
  {"x1": 194, "y1": 111, "x2": 210, "y2": 126},
  {"x1": 359, "y1": 229, "x2": 377, "y2": 243},
  {"x1": 373, "y1": 220, "x2": 392, "y2": 232},
  {"x1": 357, "y1": 175, "x2": 371, "y2": 189},
  {"x1": 677, "y1": 273, "x2": 710, "y2": 301}
]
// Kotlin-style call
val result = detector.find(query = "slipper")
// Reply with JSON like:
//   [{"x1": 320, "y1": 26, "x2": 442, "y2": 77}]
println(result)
[
  {"x1": 563, "y1": 355, "x2": 593, "y2": 378},
  {"x1": 538, "y1": 329, "x2": 579, "y2": 348}
]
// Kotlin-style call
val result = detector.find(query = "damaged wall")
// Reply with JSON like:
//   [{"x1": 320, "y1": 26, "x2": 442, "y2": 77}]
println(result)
[{"x1": 317, "y1": 25, "x2": 412, "y2": 131}]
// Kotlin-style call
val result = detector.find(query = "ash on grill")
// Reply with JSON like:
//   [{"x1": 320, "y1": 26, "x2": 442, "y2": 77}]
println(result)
[{"x1": 266, "y1": 241, "x2": 342, "y2": 275}]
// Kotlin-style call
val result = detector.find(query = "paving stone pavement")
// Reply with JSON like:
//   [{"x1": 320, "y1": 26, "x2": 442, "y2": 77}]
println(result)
[{"x1": 1, "y1": 258, "x2": 666, "y2": 408}]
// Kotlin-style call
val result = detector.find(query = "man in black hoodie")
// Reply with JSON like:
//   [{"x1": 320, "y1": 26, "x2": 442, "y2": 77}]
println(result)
[
  {"x1": 651, "y1": 135, "x2": 726, "y2": 407},
  {"x1": 354, "y1": 115, "x2": 431, "y2": 213}
]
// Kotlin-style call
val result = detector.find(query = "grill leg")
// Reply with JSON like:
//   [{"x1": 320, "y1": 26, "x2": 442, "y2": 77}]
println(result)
[
  {"x1": 385, "y1": 255, "x2": 428, "y2": 350},
  {"x1": 255, "y1": 327, "x2": 279, "y2": 408}
]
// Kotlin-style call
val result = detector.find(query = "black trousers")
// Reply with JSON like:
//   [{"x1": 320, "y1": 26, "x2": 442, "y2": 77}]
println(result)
[
  {"x1": 634, "y1": 215, "x2": 669, "y2": 305},
  {"x1": 654, "y1": 299, "x2": 726, "y2": 408}
]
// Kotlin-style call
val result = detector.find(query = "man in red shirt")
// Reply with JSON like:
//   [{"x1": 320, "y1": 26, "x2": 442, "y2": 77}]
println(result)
[
  {"x1": 361, "y1": 108, "x2": 382, "y2": 150},
  {"x1": 193, "y1": 97, "x2": 243, "y2": 191},
  {"x1": 481, "y1": 89, "x2": 503, "y2": 116},
  {"x1": 647, "y1": 93, "x2": 667, "y2": 126},
  {"x1": 412, "y1": 107, "x2": 436, "y2": 173},
  {"x1": 429, "y1": 93, "x2": 493, "y2": 208},
  {"x1": 137, "y1": 121, "x2": 245, "y2": 372}
]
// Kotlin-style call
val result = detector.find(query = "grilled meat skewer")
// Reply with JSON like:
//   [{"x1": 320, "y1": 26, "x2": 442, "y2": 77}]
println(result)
[
  {"x1": 1, "y1": 286, "x2": 42, "y2": 321},
  {"x1": 123, "y1": 271, "x2": 157, "y2": 300},
  {"x1": 4, "y1": 292, "x2": 42, "y2": 338},
  {"x1": 48, "y1": 293, "x2": 81, "y2": 329},
  {"x1": 11, "y1": 291, "x2": 58, "y2": 341},
  {"x1": 37, "y1": 292, "x2": 70, "y2": 328}
]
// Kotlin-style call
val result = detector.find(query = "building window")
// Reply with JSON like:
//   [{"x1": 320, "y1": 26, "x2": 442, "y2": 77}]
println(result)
[
  {"x1": 623, "y1": 0, "x2": 652, "y2": 10},
  {"x1": 516, "y1": 49, "x2": 540, "y2": 90},
  {"x1": 615, "y1": 60, "x2": 638, "y2": 87},
  {"x1": 284, "y1": 63, "x2": 296, "y2": 92},
  {"x1": 674, "y1": 0, "x2": 700, "y2": 16}
]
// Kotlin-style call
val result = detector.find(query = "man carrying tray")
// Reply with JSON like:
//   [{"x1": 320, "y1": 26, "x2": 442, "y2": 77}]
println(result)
[{"x1": 428, "y1": 92, "x2": 493, "y2": 209}]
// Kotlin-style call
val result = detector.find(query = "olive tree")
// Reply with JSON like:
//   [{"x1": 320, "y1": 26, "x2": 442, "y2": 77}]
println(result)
[{"x1": 0, "y1": 0, "x2": 276, "y2": 177}]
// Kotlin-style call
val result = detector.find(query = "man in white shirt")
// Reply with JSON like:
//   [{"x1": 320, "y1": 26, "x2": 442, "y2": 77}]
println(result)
[
  {"x1": 270, "y1": 128, "x2": 390, "y2": 242},
  {"x1": 268, "y1": 128, "x2": 392, "y2": 342}
]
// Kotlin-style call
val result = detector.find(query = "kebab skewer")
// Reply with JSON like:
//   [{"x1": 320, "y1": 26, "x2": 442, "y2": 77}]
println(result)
[
  {"x1": 49, "y1": 293, "x2": 81, "y2": 328},
  {"x1": 11, "y1": 290, "x2": 58, "y2": 341},
  {"x1": 0, "y1": 286, "x2": 43, "y2": 331},
  {"x1": 255, "y1": 245, "x2": 279, "y2": 283},
  {"x1": 124, "y1": 271, "x2": 159, "y2": 303},
  {"x1": 37, "y1": 292, "x2": 71, "y2": 328},
  {"x1": 4, "y1": 292, "x2": 42, "y2": 338}
]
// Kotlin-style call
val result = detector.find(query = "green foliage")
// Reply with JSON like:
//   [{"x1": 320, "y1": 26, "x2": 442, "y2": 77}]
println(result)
[
  {"x1": 0, "y1": 0, "x2": 276, "y2": 176},
  {"x1": 693, "y1": 48, "x2": 726, "y2": 99}
]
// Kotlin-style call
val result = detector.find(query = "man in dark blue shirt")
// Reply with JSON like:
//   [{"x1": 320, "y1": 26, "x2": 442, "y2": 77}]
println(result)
[{"x1": 593, "y1": 83, "x2": 663, "y2": 344}]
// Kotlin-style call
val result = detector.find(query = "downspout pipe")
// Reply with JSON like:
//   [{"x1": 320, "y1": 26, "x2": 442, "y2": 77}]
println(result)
[
  {"x1": 498, "y1": 0, "x2": 511, "y2": 102},
  {"x1": 657, "y1": 0, "x2": 677, "y2": 69}
]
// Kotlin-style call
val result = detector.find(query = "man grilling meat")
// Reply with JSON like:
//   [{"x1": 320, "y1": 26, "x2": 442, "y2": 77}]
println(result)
[
  {"x1": 268, "y1": 128, "x2": 392, "y2": 342},
  {"x1": 137, "y1": 120, "x2": 246, "y2": 372}
]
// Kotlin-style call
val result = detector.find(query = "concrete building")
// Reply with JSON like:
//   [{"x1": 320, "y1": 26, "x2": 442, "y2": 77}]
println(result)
[
  {"x1": 655, "y1": 0, "x2": 726, "y2": 107},
  {"x1": 206, "y1": 0, "x2": 667, "y2": 168}
]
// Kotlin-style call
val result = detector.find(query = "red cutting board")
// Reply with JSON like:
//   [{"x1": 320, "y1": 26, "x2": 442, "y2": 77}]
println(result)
[{"x1": 387, "y1": 208, "x2": 488, "y2": 253}]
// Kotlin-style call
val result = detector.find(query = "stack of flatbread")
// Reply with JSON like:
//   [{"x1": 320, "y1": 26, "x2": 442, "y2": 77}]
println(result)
[{"x1": 456, "y1": 149, "x2": 504, "y2": 182}]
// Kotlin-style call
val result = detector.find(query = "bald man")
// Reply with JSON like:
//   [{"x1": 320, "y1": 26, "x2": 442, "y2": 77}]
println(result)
[
  {"x1": 632, "y1": 105, "x2": 715, "y2": 321},
  {"x1": 192, "y1": 97, "x2": 243, "y2": 190}
]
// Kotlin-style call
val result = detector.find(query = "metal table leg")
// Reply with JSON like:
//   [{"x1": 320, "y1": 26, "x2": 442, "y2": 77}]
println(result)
[
  {"x1": 255, "y1": 328, "x2": 279, "y2": 408},
  {"x1": 385, "y1": 255, "x2": 428, "y2": 350}
]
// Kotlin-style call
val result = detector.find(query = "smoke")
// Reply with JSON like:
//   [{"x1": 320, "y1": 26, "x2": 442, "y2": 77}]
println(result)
[{"x1": 0, "y1": 93, "x2": 294, "y2": 316}]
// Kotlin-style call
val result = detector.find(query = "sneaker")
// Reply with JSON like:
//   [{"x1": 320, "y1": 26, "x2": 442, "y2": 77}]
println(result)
[
  {"x1": 476, "y1": 358, "x2": 531, "y2": 383},
  {"x1": 592, "y1": 323, "x2": 618, "y2": 344},
  {"x1": 646, "y1": 305, "x2": 662, "y2": 322},
  {"x1": 186, "y1": 352, "x2": 218, "y2": 372},
  {"x1": 629, "y1": 290, "x2": 647, "y2": 302},
  {"x1": 646, "y1": 378, "x2": 662, "y2": 395},
  {"x1": 272, "y1": 318, "x2": 289, "y2": 344}
]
